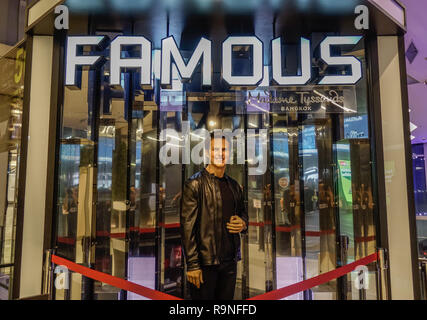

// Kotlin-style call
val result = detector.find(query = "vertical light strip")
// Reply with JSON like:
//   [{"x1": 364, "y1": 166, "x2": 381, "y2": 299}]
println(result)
[
  {"x1": 19, "y1": 36, "x2": 54, "y2": 298},
  {"x1": 378, "y1": 35, "x2": 414, "y2": 299}
]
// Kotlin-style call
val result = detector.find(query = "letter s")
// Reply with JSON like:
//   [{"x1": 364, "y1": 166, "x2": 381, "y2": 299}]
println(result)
[{"x1": 319, "y1": 36, "x2": 363, "y2": 85}]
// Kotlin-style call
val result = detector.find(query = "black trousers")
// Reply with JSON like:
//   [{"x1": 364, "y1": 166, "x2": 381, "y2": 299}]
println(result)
[{"x1": 189, "y1": 261, "x2": 237, "y2": 300}]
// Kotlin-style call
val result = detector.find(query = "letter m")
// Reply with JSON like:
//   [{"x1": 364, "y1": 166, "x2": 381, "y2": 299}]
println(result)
[{"x1": 161, "y1": 36, "x2": 212, "y2": 87}]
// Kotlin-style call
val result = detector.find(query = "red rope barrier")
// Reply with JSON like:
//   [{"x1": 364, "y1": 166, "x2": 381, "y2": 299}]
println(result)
[
  {"x1": 355, "y1": 235, "x2": 376, "y2": 243},
  {"x1": 51, "y1": 254, "x2": 182, "y2": 300},
  {"x1": 52, "y1": 251, "x2": 378, "y2": 301},
  {"x1": 248, "y1": 252, "x2": 378, "y2": 300},
  {"x1": 57, "y1": 237, "x2": 76, "y2": 245},
  {"x1": 249, "y1": 222, "x2": 337, "y2": 236},
  {"x1": 83, "y1": 223, "x2": 367, "y2": 240}
]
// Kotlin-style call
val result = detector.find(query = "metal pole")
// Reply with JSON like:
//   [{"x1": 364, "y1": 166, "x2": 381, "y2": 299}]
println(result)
[
  {"x1": 64, "y1": 269, "x2": 71, "y2": 300},
  {"x1": 338, "y1": 235, "x2": 349, "y2": 300},
  {"x1": 81, "y1": 263, "x2": 95, "y2": 300},
  {"x1": 43, "y1": 249, "x2": 55, "y2": 300},
  {"x1": 358, "y1": 275, "x2": 367, "y2": 300},
  {"x1": 377, "y1": 248, "x2": 389, "y2": 300}
]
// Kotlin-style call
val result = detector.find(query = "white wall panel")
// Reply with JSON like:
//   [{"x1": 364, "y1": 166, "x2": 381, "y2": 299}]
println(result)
[
  {"x1": 378, "y1": 35, "x2": 414, "y2": 300},
  {"x1": 19, "y1": 35, "x2": 53, "y2": 299}
]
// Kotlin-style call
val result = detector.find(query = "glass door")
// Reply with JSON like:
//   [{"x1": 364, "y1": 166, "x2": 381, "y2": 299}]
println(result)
[{"x1": 267, "y1": 94, "x2": 378, "y2": 300}]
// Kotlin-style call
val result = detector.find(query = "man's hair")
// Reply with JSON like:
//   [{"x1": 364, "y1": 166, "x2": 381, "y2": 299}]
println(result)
[
  {"x1": 209, "y1": 131, "x2": 226, "y2": 141},
  {"x1": 209, "y1": 132, "x2": 231, "y2": 149}
]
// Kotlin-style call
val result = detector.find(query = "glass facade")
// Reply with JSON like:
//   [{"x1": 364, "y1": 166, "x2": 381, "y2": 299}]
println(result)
[
  {"x1": 52, "y1": 10, "x2": 381, "y2": 300},
  {"x1": 0, "y1": 43, "x2": 25, "y2": 300}
]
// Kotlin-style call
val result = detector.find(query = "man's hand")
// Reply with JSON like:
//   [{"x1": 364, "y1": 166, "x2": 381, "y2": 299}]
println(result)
[
  {"x1": 226, "y1": 215, "x2": 246, "y2": 234},
  {"x1": 187, "y1": 269, "x2": 203, "y2": 289}
]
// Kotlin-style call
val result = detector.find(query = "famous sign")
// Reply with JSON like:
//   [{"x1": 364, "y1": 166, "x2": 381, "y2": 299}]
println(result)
[{"x1": 65, "y1": 35, "x2": 363, "y2": 88}]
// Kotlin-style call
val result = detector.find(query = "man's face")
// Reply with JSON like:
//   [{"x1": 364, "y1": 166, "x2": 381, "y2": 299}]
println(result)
[{"x1": 209, "y1": 137, "x2": 230, "y2": 168}]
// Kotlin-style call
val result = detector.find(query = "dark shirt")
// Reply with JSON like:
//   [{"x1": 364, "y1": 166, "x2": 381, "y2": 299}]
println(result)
[{"x1": 217, "y1": 176, "x2": 236, "y2": 262}]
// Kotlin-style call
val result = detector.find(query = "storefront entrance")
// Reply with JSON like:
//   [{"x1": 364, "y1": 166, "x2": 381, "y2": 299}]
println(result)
[
  {"x1": 47, "y1": 2, "x2": 384, "y2": 299},
  {"x1": 55, "y1": 34, "x2": 378, "y2": 300}
]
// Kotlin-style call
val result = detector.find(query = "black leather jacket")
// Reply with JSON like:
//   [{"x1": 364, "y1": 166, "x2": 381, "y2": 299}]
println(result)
[{"x1": 180, "y1": 168, "x2": 248, "y2": 271}]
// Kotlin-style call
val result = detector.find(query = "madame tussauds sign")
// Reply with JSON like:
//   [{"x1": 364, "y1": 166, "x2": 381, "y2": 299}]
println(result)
[{"x1": 65, "y1": 35, "x2": 363, "y2": 88}]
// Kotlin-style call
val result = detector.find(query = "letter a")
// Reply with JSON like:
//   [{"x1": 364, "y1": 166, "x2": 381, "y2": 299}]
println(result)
[
  {"x1": 354, "y1": 5, "x2": 369, "y2": 30},
  {"x1": 55, "y1": 5, "x2": 69, "y2": 30}
]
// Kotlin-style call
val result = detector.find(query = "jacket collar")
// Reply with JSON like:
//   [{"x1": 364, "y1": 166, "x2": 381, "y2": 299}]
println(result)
[{"x1": 203, "y1": 167, "x2": 228, "y2": 180}]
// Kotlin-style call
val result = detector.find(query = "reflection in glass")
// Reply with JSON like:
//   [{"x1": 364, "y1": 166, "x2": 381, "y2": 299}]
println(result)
[{"x1": 0, "y1": 44, "x2": 25, "y2": 300}]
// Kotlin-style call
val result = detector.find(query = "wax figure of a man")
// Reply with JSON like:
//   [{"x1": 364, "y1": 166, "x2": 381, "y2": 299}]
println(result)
[{"x1": 180, "y1": 133, "x2": 248, "y2": 300}]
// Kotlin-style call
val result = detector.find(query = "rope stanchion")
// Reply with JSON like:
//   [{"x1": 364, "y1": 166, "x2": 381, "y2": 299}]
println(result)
[
  {"x1": 51, "y1": 254, "x2": 182, "y2": 300},
  {"x1": 248, "y1": 252, "x2": 378, "y2": 300},
  {"x1": 51, "y1": 251, "x2": 378, "y2": 301}
]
